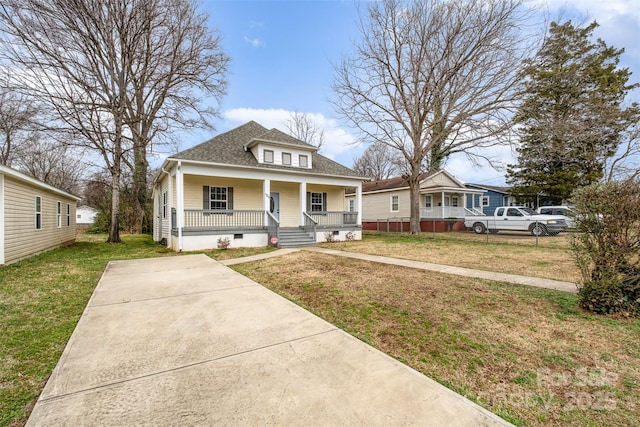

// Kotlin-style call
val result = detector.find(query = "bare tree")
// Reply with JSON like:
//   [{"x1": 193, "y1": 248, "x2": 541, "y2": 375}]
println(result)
[
  {"x1": 0, "y1": 0, "x2": 229, "y2": 241},
  {"x1": 12, "y1": 135, "x2": 86, "y2": 193},
  {"x1": 332, "y1": 0, "x2": 535, "y2": 233},
  {"x1": 0, "y1": 89, "x2": 39, "y2": 166},
  {"x1": 285, "y1": 111, "x2": 325, "y2": 148},
  {"x1": 605, "y1": 122, "x2": 640, "y2": 181},
  {"x1": 352, "y1": 142, "x2": 400, "y2": 181}
]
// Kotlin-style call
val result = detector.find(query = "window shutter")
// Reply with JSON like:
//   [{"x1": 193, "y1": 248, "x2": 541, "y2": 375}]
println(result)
[
  {"x1": 306, "y1": 192, "x2": 311, "y2": 212},
  {"x1": 203, "y1": 186, "x2": 210, "y2": 209},
  {"x1": 228, "y1": 187, "x2": 234, "y2": 210},
  {"x1": 322, "y1": 192, "x2": 327, "y2": 212}
]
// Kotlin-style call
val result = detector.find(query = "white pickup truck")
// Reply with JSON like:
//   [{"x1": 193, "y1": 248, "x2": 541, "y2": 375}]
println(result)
[{"x1": 464, "y1": 206, "x2": 569, "y2": 236}]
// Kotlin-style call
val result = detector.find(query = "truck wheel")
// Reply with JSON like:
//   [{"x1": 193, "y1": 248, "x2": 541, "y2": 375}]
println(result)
[
  {"x1": 530, "y1": 224, "x2": 547, "y2": 236},
  {"x1": 473, "y1": 223, "x2": 486, "y2": 234}
]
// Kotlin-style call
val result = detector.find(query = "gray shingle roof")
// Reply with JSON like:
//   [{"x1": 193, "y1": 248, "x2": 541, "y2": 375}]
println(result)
[{"x1": 171, "y1": 121, "x2": 362, "y2": 178}]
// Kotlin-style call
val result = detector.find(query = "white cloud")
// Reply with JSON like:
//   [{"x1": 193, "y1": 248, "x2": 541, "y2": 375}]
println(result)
[
  {"x1": 223, "y1": 108, "x2": 358, "y2": 162},
  {"x1": 243, "y1": 36, "x2": 265, "y2": 48}
]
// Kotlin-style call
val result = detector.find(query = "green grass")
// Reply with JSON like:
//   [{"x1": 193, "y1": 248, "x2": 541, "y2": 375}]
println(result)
[{"x1": 0, "y1": 233, "x2": 273, "y2": 427}]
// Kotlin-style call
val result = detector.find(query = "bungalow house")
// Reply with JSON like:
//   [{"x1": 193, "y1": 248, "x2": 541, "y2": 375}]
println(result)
[
  {"x1": 346, "y1": 169, "x2": 485, "y2": 232},
  {"x1": 152, "y1": 121, "x2": 365, "y2": 251},
  {"x1": 1, "y1": 165, "x2": 79, "y2": 266},
  {"x1": 465, "y1": 183, "x2": 515, "y2": 215}
]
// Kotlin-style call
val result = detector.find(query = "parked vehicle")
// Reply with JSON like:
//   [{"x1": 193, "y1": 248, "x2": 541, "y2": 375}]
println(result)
[
  {"x1": 464, "y1": 206, "x2": 569, "y2": 236},
  {"x1": 536, "y1": 206, "x2": 575, "y2": 228}
]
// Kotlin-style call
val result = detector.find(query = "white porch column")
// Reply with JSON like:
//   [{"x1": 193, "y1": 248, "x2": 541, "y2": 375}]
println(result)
[
  {"x1": 263, "y1": 178, "x2": 271, "y2": 226},
  {"x1": 167, "y1": 168, "x2": 173, "y2": 248},
  {"x1": 299, "y1": 181, "x2": 307, "y2": 226},
  {"x1": 176, "y1": 161, "x2": 184, "y2": 252},
  {"x1": 356, "y1": 183, "x2": 363, "y2": 226}
]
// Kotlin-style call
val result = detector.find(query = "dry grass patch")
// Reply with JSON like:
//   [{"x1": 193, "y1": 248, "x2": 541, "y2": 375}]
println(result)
[
  {"x1": 321, "y1": 232, "x2": 579, "y2": 282},
  {"x1": 233, "y1": 251, "x2": 639, "y2": 427}
]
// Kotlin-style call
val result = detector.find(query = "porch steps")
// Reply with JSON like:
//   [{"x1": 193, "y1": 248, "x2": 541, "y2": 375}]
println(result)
[{"x1": 277, "y1": 228, "x2": 316, "y2": 248}]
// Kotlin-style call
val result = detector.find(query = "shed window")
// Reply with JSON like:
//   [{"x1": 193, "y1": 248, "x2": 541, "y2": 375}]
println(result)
[
  {"x1": 299, "y1": 155, "x2": 308, "y2": 168},
  {"x1": 391, "y1": 195, "x2": 399, "y2": 212},
  {"x1": 35, "y1": 196, "x2": 42, "y2": 230},
  {"x1": 203, "y1": 186, "x2": 234, "y2": 211},
  {"x1": 264, "y1": 149, "x2": 274, "y2": 163}
]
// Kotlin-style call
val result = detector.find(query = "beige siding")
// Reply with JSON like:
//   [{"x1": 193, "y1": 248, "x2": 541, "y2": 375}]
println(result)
[
  {"x1": 184, "y1": 176, "x2": 264, "y2": 210},
  {"x1": 361, "y1": 189, "x2": 410, "y2": 220},
  {"x1": 3, "y1": 176, "x2": 76, "y2": 265},
  {"x1": 272, "y1": 181, "x2": 299, "y2": 227},
  {"x1": 307, "y1": 184, "x2": 344, "y2": 211},
  {"x1": 421, "y1": 172, "x2": 459, "y2": 189}
]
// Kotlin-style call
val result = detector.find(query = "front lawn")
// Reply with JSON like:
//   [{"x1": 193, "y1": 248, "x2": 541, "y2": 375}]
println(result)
[
  {"x1": 322, "y1": 231, "x2": 580, "y2": 282},
  {"x1": 0, "y1": 233, "x2": 273, "y2": 427},
  {"x1": 233, "y1": 251, "x2": 640, "y2": 427}
]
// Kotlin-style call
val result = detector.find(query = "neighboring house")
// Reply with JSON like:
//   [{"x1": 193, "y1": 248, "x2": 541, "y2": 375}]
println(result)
[
  {"x1": 152, "y1": 121, "x2": 366, "y2": 250},
  {"x1": 1, "y1": 165, "x2": 79, "y2": 266},
  {"x1": 465, "y1": 184, "x2": 516, "y2": 215},
  {"x1": 76, "y1": 205, "x2": 98, "y2": 226},
  {"x1": 346, "y1": 169, "x2": 485, "y2": 232}
]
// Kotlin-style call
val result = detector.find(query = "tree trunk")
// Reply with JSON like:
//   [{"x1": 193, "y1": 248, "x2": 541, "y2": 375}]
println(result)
[
  {"x1": 132, "y1": 142, "x2": 148, "y2": 234},
  {"x1": 107, "y1": 163, "x2": 121, "y2": 243},
  {"x1": 408, "y1": 173, "x2": 421, "y2": 234}
]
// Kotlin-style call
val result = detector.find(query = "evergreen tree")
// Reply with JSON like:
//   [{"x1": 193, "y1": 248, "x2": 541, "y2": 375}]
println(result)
[{"x1": 507, "y1": 21, "x2": 639, "y2": 205}]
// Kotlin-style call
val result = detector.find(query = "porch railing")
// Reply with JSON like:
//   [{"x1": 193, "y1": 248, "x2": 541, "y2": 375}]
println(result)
[
  {"x1": 420, "y1": 207, "x2": 480, "y2": 219},
  {"x1": 303, "y1": 212, "x2": 317, "y2": 236},
  {"x1": 183, "y1": 209, "x2": 264, "y2": 230},
  {"x1": 306, "y1": 211, "x2": 358, "y2": 227}
]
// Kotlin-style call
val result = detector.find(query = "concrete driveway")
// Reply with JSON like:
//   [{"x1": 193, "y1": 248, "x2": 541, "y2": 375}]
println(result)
[{"x1": 28, "y1": 254, "x2": 511, "y2": 426}]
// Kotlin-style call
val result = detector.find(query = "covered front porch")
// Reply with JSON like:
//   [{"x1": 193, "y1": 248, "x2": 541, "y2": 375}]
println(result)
[
  {"x1": 157, "y1": 165, "x2": 362, "y2": 250},
  {"x1": 419, "y1": 188, "x2": 484, "y2": 219}
]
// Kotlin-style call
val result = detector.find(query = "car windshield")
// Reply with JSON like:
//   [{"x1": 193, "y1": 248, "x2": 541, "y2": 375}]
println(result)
[{"x1": 520, "y1": 207, "x2": 536, "y2": 215}]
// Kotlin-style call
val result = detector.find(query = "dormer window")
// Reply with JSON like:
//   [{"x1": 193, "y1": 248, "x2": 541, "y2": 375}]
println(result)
[
  {"x1": 264, "y1": 149, "x2": 274, "y2": 163},
  {"x1": 282, "y1": 152, "x2": 291, "y2": 165},
  {"x1": 299, "y1": 154, "x2": 308, "y2": 168}
]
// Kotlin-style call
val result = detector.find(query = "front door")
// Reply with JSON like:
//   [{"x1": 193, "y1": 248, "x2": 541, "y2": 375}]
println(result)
[{"x1": 270, "y1": 192, "x2": 280, "y2": 221}]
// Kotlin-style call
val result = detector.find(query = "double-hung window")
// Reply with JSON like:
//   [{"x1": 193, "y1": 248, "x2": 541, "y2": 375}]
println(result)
[
  {"x1": 35, "y1": 196, "x2": 42, "y2": 230},
  {"x1": 391, "y1": 195, "x2": 399, "y2": 212},
  {"x1": 425, "y1": 195, "x2": 432, "y2": 209},
  {"x1": 299, "y1": 155, "x2": 308, "y2": 168},
  {"x1": 66, "y1": 203, "x2": 71, "y2": 227},
  {"x1": 203, "y1": 186, "x2": 234, "y2": 213},
  {"x1": 481, "y1": 196, "x2": 490, "y2": 207},
  {"x1": 162, "y1": 191, "x2": 168, "y2": 219},
  {"x1": 57, "y1": 201, "x2": 62, "y2": 228},
  {"x1": 310, "y1": 192, "x2": 324, "y2": 212}
]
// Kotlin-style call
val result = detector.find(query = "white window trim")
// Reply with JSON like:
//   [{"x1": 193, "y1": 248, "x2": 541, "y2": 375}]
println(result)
[
  {"x1": 35, "y1": 195, "x2": 42, "y2": 230},
  {"x1": 425, "y1": 195, "x2": 432, "y2": 209},
  {"x1": 57, "y1": 201, "x2": 62, "y2": 228},
  {"x1": 310, "y1": 192, "x2": 324, "y2": 212},
  {"x1": 452, "y1": 196, "x2": 459, "y2": 207},
  {"x1": 348, "y1": 199, "x2": 355, "y2": 212},
  {"x1": 391, "y1": 195, "x2": 399, "y2": 212},
  {"x1": 209, "y1": 186, "x2": 228, "y2": 210},
  {"x1": 481, "y1": 196, "x2": 490, "y2": 207},
  {"x1": 66, "y1": 203, "x2": 71, "y2": 227},
  {"x1": 299, "y1": 154, "x2": 308, "y2": 168},
  {"x1": 162, "y1": 191, "x2": 168, "y2": 219}
]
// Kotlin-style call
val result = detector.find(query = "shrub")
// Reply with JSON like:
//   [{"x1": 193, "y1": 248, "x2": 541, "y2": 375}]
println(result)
[
  {"x1": 570, "y1": 179, "x2": 640, "y2": 316},
  {"x1": 324, "y1": 231, "x2": 337, "y2": 243},
  {"x1": 345, "y1": 231, "x2": 355, "y2": 241},
  {"x1": 217, "y1": 237, "x2": 231, "y2": 249}
]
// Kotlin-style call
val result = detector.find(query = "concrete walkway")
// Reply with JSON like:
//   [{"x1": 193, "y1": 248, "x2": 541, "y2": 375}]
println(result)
[
  {"x1": 28, "y1": 254, "x2": 511, "y2": 426},
  {"x1": 222, "y1": 247, "x2": 577, "y2": 293}
]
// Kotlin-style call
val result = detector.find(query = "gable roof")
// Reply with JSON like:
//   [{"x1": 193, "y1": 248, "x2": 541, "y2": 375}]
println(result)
[
  {"x1": 357, "y1": 169, "x2": 469, "y2": 194},
  {"x1": 169, "y1": 121, "x2": 361, "y2": 178},
  {"x1": 0, "y1": 165, "x2": 80, "y2": 200},
  {"x1": 465, "y1": 183, "x2": 511, "y2": 194}
]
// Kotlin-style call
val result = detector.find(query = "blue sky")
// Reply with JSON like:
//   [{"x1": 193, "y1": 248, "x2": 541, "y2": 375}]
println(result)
[{"x1": 175, "y1": 0, "x2": 640, "y2": 185}]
